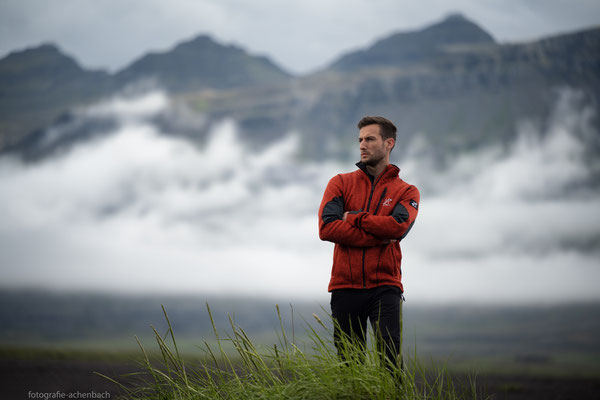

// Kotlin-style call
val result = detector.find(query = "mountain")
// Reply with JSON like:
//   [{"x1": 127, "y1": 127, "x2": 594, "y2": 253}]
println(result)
[
  {"x1": 330, "y1": 14, "x2": 496, "y2": 71},
  {"x1": 300, "y1": 26, "x2": 600, "y2": 158},
  {"x1": 0, "y1": 44, "x2": 113, "y2": 149},
  {"x1": 0, "y1": 35, "x2": 291, "y2": 153},
  {"x1": 114, "y1": 34, "x2": 291, "y2": 92},
  {"x1": 1, "y1": 15, "x2": 598, "y2": 164},
  {"x1": 173, "y1": 23, "x2": 599, "y2": 161}
]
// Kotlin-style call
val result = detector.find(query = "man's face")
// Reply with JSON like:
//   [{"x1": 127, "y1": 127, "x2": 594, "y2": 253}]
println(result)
[{"x1": 358, "y1": 124, "x2": 392, "y2": 166}]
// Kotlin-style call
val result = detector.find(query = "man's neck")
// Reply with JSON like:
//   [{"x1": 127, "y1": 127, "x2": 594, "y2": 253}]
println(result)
[{"x1": 365, "y1": 161, "x2": 389, "y2": 180}]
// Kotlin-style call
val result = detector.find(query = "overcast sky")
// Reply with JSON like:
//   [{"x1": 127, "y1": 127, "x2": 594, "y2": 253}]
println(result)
[{"x1": 1, "y1": 0, "x2": 599, "y2": 74}]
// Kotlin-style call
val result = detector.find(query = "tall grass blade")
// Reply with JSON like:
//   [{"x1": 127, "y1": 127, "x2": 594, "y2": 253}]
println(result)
[{"x1": 103, "y1": 304, "x2": 481, "y2": 400}]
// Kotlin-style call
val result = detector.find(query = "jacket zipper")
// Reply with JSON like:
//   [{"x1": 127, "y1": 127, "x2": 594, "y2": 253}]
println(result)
[{"x1": 361, "y1": 173, "x2": 386, "y2": 288}]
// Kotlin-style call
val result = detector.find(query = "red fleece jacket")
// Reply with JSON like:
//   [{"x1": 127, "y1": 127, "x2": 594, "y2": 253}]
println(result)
[{"x1": 318, "y1": 163, "x2": 419, "y2": 292}]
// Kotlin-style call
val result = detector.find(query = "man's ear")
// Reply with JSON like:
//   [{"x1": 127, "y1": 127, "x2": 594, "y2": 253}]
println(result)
[{"x1": 386, "y1": 138, "x2": 395, "y2": 152}]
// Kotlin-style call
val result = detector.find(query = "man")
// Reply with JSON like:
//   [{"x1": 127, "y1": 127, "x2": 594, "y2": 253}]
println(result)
[{"x1": 318, "y1": 116, "x2": 419, "y2": 368}]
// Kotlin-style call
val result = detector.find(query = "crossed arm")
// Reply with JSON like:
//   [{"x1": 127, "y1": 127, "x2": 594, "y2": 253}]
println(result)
[{"x1": 318, "y1": 175, "x2": 419, "y2": 247}]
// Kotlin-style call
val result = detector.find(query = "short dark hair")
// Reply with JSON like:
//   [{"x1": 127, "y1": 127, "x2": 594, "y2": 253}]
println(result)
[{"x1": 357, "y1": 116, "x2": 397, "y2": 142}]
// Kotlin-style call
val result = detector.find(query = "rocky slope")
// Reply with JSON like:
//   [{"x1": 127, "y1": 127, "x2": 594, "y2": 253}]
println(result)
[{"x1": 0, "y1": 44, "x2": 113, "y2": 148}]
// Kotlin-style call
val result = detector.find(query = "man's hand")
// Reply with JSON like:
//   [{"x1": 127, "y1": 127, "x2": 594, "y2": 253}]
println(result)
[{"x1": 344, "y1": 210, "x2": 397, "y2": 245}]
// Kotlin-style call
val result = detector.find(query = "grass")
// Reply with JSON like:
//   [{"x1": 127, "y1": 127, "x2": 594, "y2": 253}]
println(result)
[{"x1": 100, "y1": 304, "x2": 482, "y2": 400}]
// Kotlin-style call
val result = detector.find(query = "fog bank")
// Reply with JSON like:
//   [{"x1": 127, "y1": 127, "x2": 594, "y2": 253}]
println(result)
[{"x1": 1, "y1": 91, "x2": 598, "y2": 303}]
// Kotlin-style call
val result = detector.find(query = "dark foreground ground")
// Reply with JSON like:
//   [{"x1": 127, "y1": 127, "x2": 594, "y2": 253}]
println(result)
[{"x1": 2, "y1": 356, "x2": 599, "y2": 400}]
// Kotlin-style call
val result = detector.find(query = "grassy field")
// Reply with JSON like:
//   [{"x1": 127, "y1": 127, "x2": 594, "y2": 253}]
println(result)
[
  {"x1": 3, "y1": 345, "x2": 599, "y2": 399},
  {"x1": 1, "y1": 289, "x2": 599, "y2": 398}
]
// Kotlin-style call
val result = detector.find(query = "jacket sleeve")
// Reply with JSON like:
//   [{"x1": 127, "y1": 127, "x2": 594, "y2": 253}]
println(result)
[
  {"x1": 318, "y1": 175, "x2": 384, "y2": 247},
  {"x1": 345, "y1": 185, "x2": 419, "y2": 241}
]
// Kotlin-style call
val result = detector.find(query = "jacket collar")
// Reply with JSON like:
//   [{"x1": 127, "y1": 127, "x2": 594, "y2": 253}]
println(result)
[{"x1": 355, "y1": 162, "x2": 400, "y2": 183}]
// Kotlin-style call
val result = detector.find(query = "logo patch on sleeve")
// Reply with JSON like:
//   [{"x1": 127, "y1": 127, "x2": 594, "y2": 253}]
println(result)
[{"x1": 409, "y1": 199, "x2": 419, "y2": 210}]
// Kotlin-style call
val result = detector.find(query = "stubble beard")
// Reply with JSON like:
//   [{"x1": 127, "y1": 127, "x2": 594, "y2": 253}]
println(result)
[{"x1": 362, "y1": 148, "x2": 386, "y2": 167}]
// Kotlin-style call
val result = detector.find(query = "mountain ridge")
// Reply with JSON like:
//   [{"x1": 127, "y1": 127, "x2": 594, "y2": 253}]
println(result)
[
  {"x1": 0, "y1": 33, "x2": 290, "y2": 150},
  {"x1": 114, "y1": 33, "x2": 291, "y2": 92},
  {"x1": 0, "y1": 15, "x2": 598, "y2": 163},
  {"x1": 329, "y1": 14, "x2": 496, "y2": 71}
]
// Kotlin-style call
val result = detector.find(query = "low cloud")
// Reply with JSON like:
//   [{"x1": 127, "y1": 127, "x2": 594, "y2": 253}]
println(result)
[{"x1": 0, "y1": 90, "x2": 598, "y2": 303}]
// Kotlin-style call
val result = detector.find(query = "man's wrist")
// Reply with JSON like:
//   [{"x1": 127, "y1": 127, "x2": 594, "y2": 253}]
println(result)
[{"x1": 344, "y1": 211, "x2": 364, "y2": 226}]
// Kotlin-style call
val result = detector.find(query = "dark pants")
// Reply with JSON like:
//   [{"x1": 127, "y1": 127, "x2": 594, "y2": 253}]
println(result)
[{"x1": 330, "y1": 285, "x2": 403, "y2": 368}]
